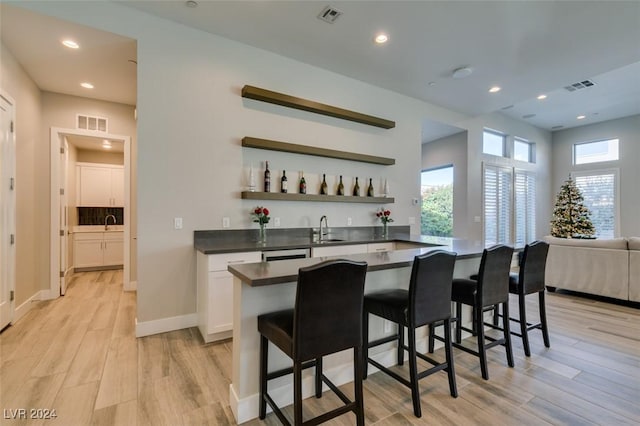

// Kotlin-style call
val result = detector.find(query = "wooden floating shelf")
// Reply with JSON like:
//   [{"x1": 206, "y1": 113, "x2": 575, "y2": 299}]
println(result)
[
  {"x1": 241, "y1": 191, "x2": 394, "y2": 204},
  {"x1": 241, "y1": 85, "x2": 396, "y2": 129},
  {"x1": 242, "y1": 137, "x2": 395, "y2": 166}
]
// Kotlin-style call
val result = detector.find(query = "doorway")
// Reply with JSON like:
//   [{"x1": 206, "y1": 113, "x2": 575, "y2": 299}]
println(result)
[{"x1": 49, "y1": 127, "x2": 132, "y2": 298}]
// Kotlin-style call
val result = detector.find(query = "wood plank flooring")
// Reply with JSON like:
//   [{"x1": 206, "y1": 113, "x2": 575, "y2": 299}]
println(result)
[{"x1": 1, "y1": 270, "x2": 638, "y2": 425}]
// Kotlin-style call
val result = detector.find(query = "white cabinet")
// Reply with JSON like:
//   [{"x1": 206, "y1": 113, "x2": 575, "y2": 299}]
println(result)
[
  {"x1": 74, "y1": 231, "x2": 124, "y2": 269},
  {"x1": 367, "y1": 242, "x2": 396, "y2": 253},
  {"x1": 197, "y1": 251, "x2": 261, "y2": 343},
  {"x1": 77, "y1": 163, "x2": 124, "y2": 207},
  {"x1": 311, "y1": 244, "x2": 368, "y2": 258}
]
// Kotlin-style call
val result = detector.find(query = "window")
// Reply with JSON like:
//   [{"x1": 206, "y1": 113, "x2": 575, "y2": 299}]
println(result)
[
  {"x1": 421, "y1": 166, "x2": 453, "y2": 237},
  {"x1": 483, "y1": 164, "x2": 536, "y2": 247},
  {"x1": 572, "y1": 169, "x2": 618, "y2": 238},
  {"x1": 483, "y1": 129, "x2": 506, "y2": 157},
  {"x1": 514, "y1": 138, "x2": 533, "y2": 163},
  {"x1": 574, "y1": 139, "x2": 619, "y2": 165}
]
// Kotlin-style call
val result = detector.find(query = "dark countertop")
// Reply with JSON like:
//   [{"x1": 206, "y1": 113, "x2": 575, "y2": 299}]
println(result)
[{"x1": 228, "y1": 238, "x2": 484, "y2": 287}]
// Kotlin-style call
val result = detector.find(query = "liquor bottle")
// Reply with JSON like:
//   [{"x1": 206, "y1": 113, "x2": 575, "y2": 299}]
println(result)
[
  {"x1": 320, "y1": 174, "x2": 328, "y2": 195},
  {"x1": 353, "y1": 177, "x2": 360, "y2": 196},
  {"x1": 337, "y1": 175, "x2": 345, "y2": 195},
  {"x1": 281, "y1": 170, "x2": 288, "y2": 193},
  {"x1": 264, "y1": 161, "x2": 271, "y2": 192},
  {"x1": 367, "y1": 178, "x2": 374, "y2": 197},
  {"x1": 299, "y1": 171, "x2": 306, "y2": 194}
]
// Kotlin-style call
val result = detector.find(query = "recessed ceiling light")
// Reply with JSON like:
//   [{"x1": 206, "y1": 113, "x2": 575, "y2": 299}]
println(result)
[
  {"x1": 537, "y1": 94, "x2": 547, "y2": 100},
  {"x1": 452, "y1": 67, "x2": 473, "y2": 79},
  {"x1": 80, "y1": 82, "x2": 94, "y2": 89},
  {"x1": 62, "y1": 39, "x2": 79, "y2": 49},
  {"x1": 577, "y1": 115, "x2": 586, "y2": 120},
  {"x1": 185, "y1": 0, "x2": 198, "y2": 7},
  {"x1": 374, "y1": 33, "x2": 389, "y2": 44},
  {"x1": 489, "y1": 86, "x2": 501, "y2": 93},
  {"x1": 102, "y1": 140, "x2": 112, "y2": 149}
]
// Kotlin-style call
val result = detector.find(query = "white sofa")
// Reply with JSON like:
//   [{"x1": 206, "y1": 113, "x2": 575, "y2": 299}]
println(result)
[{"x1": 544, "y1": 236, "x2": 636, "y2": 301}]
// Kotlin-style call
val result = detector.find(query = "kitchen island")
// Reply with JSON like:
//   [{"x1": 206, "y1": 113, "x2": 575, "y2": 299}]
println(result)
[{"x1": 226, "y1": 239, "x2": 484, "y2": 423}]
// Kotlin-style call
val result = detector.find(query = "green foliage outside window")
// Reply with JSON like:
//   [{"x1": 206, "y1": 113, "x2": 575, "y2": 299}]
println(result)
[{"x1": 421, "y1": 184, "x2": 453, "y2": 237}]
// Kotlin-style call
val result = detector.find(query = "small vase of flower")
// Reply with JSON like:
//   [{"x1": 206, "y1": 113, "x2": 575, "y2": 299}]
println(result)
[
  {"x1": 375, "y1": 208, "x2": 393, "y2": 238},
  {"x1": 251, "y1": 206, "x2": 270, "y2": 242}
]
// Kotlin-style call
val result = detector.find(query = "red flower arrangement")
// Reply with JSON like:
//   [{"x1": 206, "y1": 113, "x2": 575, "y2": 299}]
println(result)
[
  {"x1": 251, "y1": 206, "x2": 270, "y2": 225},
  {"x1": 376, "y1": 208, "x2": 394, "y2": 224}
]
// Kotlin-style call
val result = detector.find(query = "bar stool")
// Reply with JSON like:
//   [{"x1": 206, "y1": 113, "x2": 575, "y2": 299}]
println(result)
[
  {"x1": 363, "y1": 250, "x2": 458, "y2": 418},
  {"x1": 431, "y1": 244, "x2": 514, "y2": 380},
  {"x1": 257, "y1": 259, "x2": 368, "y2": 425},
  {"x1": 494, "y1": 240, "x2": 550, "y2": 356}
]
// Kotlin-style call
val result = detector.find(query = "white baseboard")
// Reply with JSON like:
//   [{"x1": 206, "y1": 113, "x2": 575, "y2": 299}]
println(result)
[
  {"x1": 124, "y1": 280, "x2": 137, "y2": 292},
  {"x1": 13, "y1": 290, "x2": 48, "y2": 323},
  {"x1": 135, "y1": 313, "x2": 197, "y2": 338}
]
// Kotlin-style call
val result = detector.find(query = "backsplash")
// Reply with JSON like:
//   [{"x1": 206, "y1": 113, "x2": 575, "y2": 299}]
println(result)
[{"x1": 77, "y1": 207, "x2": 124, "y2": 225}]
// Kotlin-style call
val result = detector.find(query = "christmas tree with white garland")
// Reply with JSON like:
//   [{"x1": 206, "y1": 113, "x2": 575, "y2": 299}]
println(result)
[{"x1": 550, "y1": 177, "x2": 595, "y2": 238}]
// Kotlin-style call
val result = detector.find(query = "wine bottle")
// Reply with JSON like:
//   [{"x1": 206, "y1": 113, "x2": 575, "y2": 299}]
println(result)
[
  {"x1": 281, "y1": 170, "x2": 288, "y2": 193},
  {"x1": 320, "y1": 174, "x2": 328, "y2": 195},
  {"x1": 337, "y1": 175, "x2": 344, "y2": 195},
  {"x1": 353, "y1": 177, "x2": 360, "y2": 196},
  {"x1": 264, "y1": 161, "x2": 271, "y2": 192},
  {"x1": 367, "y1": 178, "x2": 374, "y2": 197},
  {"x1": 299, "y1": 171, "x2": 306, "y2": 194}
]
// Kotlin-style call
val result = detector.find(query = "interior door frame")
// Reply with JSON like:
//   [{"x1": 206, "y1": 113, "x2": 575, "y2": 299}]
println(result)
[{"x1": 49, "y1": 127, "x2": 131, "y2": 298}]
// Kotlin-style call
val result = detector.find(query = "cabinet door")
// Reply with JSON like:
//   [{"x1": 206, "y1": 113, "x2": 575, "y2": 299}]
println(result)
[
  {"x1": 103, "y1": 236, "x2": 124, "y2": 266},
  {"x1": 110, "y1": 168, "x2": 125, "y2": 207},
  {"x1": 78, "y1": 166, "x2": 112, "y2": 206},
  {"x1": 74, "y1": 239, "x2": 104, "y2": 268},
  {"x1": 311, "y1": 244, "x2": 368, "y2": 258},
  {"x1": 208, "y1": 271, "x2": 234, "y2": 334}
]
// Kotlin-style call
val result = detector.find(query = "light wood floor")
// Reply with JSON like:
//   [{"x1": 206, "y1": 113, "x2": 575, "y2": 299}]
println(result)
[{"x1": 1, "y1": 270, "x2": 638, "y2": 425}]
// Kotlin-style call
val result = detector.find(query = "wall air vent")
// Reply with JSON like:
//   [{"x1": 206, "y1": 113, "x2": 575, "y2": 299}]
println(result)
[
  {"x1": 317, "y1": 6, "x2": 343, "y2": 23},
  {"x1": 76, "y1": 114, "x2": 108, "y2": 132},
  {"x1": 564, "y1": 79, "x2": 596, "y2": 92}
]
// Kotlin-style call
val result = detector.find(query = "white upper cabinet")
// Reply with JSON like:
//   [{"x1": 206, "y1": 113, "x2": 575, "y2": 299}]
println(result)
[{"x1": 77, "y1": 163, "x2": 124, "y2": 207}]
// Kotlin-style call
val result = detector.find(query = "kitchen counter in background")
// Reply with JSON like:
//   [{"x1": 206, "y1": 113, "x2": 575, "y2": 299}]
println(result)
[{"x1": 72, "y1": 225, "x2": 124, "y2": 233}]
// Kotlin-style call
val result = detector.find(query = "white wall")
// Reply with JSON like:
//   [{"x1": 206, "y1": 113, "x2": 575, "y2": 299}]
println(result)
[
  {"x1": 19, "y1": 2, "x2": 469, "y2": 325},
  {"x1": 551, "y1": 114, "x2": 640, "y2": 237},
  {"x1": 421, "y1": 131, "x2": 468, "y2": 237}
]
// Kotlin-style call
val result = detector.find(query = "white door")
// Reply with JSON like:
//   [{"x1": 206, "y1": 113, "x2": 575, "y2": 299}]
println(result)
[
  {"x1": 0, "y1": 93, "x2": 16, "y2": 329},
  {"x1": 60, "y1": 139, "x2": 69, "y2": 295}
]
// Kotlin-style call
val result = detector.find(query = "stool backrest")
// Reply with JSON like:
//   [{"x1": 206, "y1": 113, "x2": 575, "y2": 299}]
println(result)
[
  {"x1": 519, "y1": 241, "x2": 549, "y2": 294},
  {"x1": 409, "y1": 250, "x2": 457, "y2": 327},
  {"x1": 293, "y1": 259, "x2": 368, "y2": 361},
  {"x1": 477, "y1": 244, "x2": 514, "y2": 306}
]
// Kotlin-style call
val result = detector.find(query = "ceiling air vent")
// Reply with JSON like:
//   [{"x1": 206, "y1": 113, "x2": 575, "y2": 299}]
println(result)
[
  {"x1": 564, "y1": 79, "x2": 596, "y2": 92},
  {"x1": 317, "y1": 6, "x2": 343, "y2": 24},
  {"x1": 77, "y1": 114, "x2": 108, "y2": 132}
]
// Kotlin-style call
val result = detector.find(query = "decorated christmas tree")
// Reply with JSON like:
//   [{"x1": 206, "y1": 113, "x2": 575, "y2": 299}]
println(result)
[{"x1": 550, "y1": 177, "x2": 596, "y2": 238}]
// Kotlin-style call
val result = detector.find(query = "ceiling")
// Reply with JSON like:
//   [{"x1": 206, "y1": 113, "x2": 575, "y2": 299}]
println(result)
[
  {"x1": 2, "y1": 1, "x2": 639, "y2": 140},
  {"x1": 66, "y1": 135, "x2": 125, "y2": 153}
]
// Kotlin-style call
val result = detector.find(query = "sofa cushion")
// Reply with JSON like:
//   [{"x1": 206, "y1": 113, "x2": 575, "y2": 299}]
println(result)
[
  {"x1": 544, "y1": 236, "x2": 628, "y2": 250},
  {"x1": 627, "y1": 237, "x2": 640, "y2": 251}
]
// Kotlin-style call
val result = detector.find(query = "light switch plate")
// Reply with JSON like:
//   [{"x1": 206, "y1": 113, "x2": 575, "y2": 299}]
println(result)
[
  {"x1": 274, "y1": 217, "x2": 281, "y2": 227},
  {"x1": 347, "y1": 217, "x2": 352, "y2": 226},
  {"x1": 174, "y1": 217, "x2": 183, "y2": 230},
  {"x1": 408, "y1": 217, "x2": 415, "y2": 224},
  {"x1": 222, "y1": 217, "x2": 230, "y2": 228}
]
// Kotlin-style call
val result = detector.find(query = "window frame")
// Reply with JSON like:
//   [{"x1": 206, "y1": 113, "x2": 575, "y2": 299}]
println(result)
[
  {"x1": 513, "y1": 137, "x2": 534, "y2": 163},
  {"x1": 573, "y1": 138, "x2": 619, "y2": 165},
  {"x1": 483, "y1": 128, "x2": 507, "y2": 157},
  {"x1": 570, "y1": 168, "x2": 620, "y2": 238}
]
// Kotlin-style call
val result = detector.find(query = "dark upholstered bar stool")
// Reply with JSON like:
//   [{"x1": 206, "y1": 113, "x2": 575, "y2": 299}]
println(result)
[
  {"x1": 363, "y1": 250, "x2": 458, "y2": 418},
  {"x1": 494, "y1": 241, "x2": 550, "y2": 356},
  {"x1": 258, "y1": 259, "x2": 368, "y2": 426},
  {"x1": 431, "y1": 244, "x2": 514, "y2": 380}
]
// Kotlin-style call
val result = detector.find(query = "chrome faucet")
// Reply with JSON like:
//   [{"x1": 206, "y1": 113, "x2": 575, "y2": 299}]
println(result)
[
  {"x1": 105, "y1": 214, "x2": 117, "y2": 231},
  {"x1": 319, "y1": 215, "x2": 328, "y2": 241}
]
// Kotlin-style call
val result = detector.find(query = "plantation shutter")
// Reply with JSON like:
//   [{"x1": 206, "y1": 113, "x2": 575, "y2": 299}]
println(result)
[
  {"x1": 573, "y1": 171, "x2": 616, "y2": 238},
  {"x1": 484, "y1": 164, "x2": 512, "y2": 246},
  {"x1": 515, "y1": 170, "x2": 536, "y2": 247}
]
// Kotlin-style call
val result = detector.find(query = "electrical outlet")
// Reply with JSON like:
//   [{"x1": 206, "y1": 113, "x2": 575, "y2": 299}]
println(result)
[
  {"x1": 474, "y1": 216, "x2": 481, "y2": 223},
  {"x1": 222, "y1": 217, "x2": 230, "y2": 228},
  {"x1": 347, "y1": 217, "x2": 352, "y2": 226},
  {"x1": 174, "y1": 217, "x2": 183, "y2": 230},
  {"x1": 408, "y1": 217, "x2": 415, "y2": 225},
  {"x1": 274, "y1": 217, "x2": 281, "y2": 227}
]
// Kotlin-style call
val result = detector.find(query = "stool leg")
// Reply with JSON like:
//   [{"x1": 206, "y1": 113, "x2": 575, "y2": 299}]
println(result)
[
  {"x1": 294, "y1": 361, "x2": 303, "y2": 425},
  {"x1": 493, "y1": 304, "x2": 500, "y2": 326},
  {"x1": 471, "y1": 306, "x2": 477, "y2": 336},
  {"x1": 407, "y1": 326, "x2": 421, "y2": 418},
  {"x1": 428, "y1": 323, "x2": 435, "y2": 353},
  {"x1": 443, "y1": 318, "x2": 458, "y2": 398},
  {"x1": 315, "y1": 357, "x2": 323, "y2": 398},
  {"x1": 476, "y1": 305, "x2": 489, "y2": 380},
  {"x1": 397, "y1": 324, "x2": 404, "y2": 366},
  {"x1": 353, "y1": 346, "x2": 365, "y2": 426},
  {"x1": 455, "y1": 302, "x2": 462, "y2": 344},
  {"x1": 259, "y1": 335, "x2": 268, "y2": 419},
  {"x1": 519, "y1": 293, "x2": 531, "y2": 357},
  {"x1": 539, "y1": 290, "x2": 551, "y2": 348},
  {"x1": 363, "y1": 312, "x2": 369, "y2": 379},
  {"x1": 502, "y1": 301, "x2": 515, "y2": 368}
]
